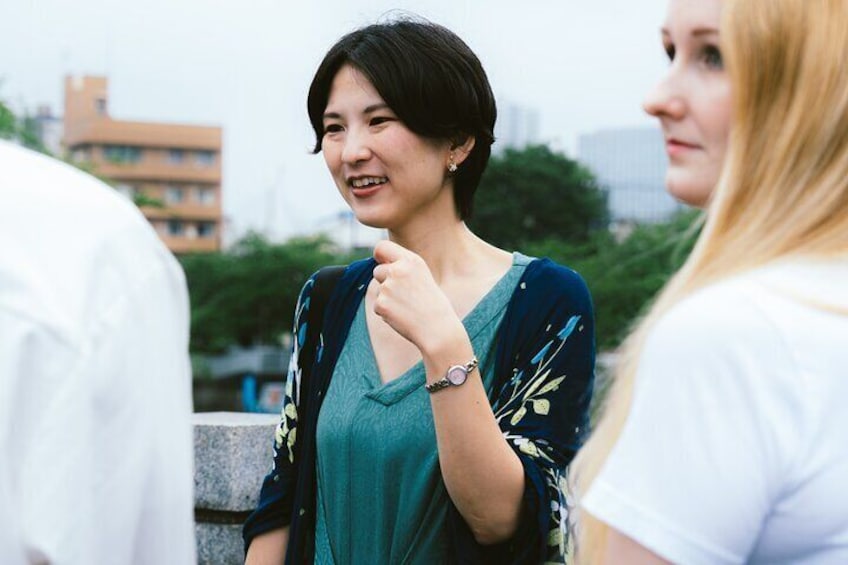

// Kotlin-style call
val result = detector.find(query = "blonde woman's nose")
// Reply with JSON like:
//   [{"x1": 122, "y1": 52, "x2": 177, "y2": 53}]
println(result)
[{"x1": 643, "y1": 74, "x2": 686, "y2": 120}]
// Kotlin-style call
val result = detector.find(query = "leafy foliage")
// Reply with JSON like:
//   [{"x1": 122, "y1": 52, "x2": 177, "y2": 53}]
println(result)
[
  {"x1": 0, "y1": 99, "x2": 48, "y2": 153},
  {"x1": 0, "y1": 100, "x2": 16, "y2": 139},
  {"x1": 133, "y1": 193, "x2": 165, "y2": 208},
  {"x1": 469, "y1": 145, "x2": 609, "y2": 250},
  {"x1": 17, "y1": 114, "x2": 49, "y2": 154},
  {"x1": 526, "y1": 210, "x2": 702, "y2": 350},
  {"x1": 179, "y1": 233, "x2": 367, "y2": 353}
]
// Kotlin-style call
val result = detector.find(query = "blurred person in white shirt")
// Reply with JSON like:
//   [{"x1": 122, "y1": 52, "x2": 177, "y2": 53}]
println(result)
[{"x1": 0, "y1": 140, "x2": 195, "y2": 564}]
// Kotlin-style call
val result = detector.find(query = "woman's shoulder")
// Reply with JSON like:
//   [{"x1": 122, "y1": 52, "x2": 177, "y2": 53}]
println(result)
[
  {"x1": 520, "y1": 256, "x2": 593, "y2": 311},
  {"x1": 646, "y1": 258, "x2": 848, "y2": 395},
  {"x1": 655, "y1": 277, "x2": 766, "y2": 335},
  {"x1": 644, "y1": 269, "x2": 792, "y2": 370},
  {"x1": 300, "y1": 258, "x2": 376, "y2": 295},
  {"x1": 653, "y1": 257, "x2": 848, "y2": 347}
]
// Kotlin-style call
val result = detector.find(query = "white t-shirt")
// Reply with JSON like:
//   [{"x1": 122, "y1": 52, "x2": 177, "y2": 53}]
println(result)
[
  {"x1": 0, "y1": 141, "x2": 196, "y2": 564},
  {"x1": 582, "y1": 258, "x2": 848, "y2": 565}
]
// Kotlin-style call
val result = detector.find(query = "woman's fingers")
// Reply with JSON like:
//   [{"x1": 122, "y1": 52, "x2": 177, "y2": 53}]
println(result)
[
  {"x1": 373, "y1": 239, "x2": 407, "y2": 265},
  {"x1": 372, "y1": 263, "x2": 390, "y2": 283}
]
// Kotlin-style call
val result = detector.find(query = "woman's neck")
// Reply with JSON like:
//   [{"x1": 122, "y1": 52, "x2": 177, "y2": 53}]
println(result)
[{"x1": 387, "y1": 220, "x2": 509, "y2": 286}]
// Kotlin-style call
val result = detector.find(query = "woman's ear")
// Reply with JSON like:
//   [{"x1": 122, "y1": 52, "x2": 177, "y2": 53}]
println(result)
[{"x1": 450, "y1": 135, "x2": 476, "y2": 166}]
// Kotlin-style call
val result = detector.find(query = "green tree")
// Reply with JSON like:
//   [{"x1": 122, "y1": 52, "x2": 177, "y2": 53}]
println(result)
[
  {"x1": 0, "y1": 100, "x2": 15, "y2": 139},
  {"x1": 468, "y1": 145, "x2": 608, "y2": 250},
  {"x1": 0, "y1": 96, "x2": 49, "y2": 153},
  {"x1": 179, "y1": 233, "x2": 351, "y2": 353},
  {"x1": 526, "y1": 210, "x2": 702, "y2": 350},
  {"x1": 18, "y1": 114, "x2": 49, "y2": 154}
]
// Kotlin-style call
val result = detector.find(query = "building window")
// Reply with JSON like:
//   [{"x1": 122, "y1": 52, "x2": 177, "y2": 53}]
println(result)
[
  {"x1": 167, "y1": 220, "x2": 184, "y2": 236},
  {"x1": 95, "y1": 98, "x2": 107, "y2": 116},
  {"x1": 115, "y1": 183, "x2": 137, "y2": 200},
  {"x1": 164, "y1": 186, "x2": 184, "y2": 204},
  {"x1": 195, "y1": 186, "x2": 216, "y2": 205},
  {"x1": 72, "y1": 146, "x2": 90, "y2": 163},
  {"x1": 195, "y1": 150, "x2": 215, "y2": 166},
  {"x1": 197, "y1": 222, "x2": 216, "y2": 238},
  {"x1": 168, "y1": 149, "x2": 185, "y2": 164},
  {"x1": 103, "y1": 145, "x2": 141, "y2": 164},
  {"x1": 153, "y1": 221, "x2": 167, "y2": 236}
]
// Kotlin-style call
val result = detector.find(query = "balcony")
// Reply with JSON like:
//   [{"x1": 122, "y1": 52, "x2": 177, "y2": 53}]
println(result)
[
  {"x1": 65, "y1": 118, "x2": 221, "y2": 151},
  {"x1": 160, "y1": 234, "x2": 220, "y2": 254},
  {"x1": 95, "y1": 159, "x2": 221, "y2": 184},
  {"x1": 140, "y1": 203, "x2": 222, "y2": 222}
]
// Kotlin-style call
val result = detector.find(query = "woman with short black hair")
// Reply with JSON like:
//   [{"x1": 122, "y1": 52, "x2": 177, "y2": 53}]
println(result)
[{"x1": 244, "y1": 18, "x2": 595, "y2": 564}]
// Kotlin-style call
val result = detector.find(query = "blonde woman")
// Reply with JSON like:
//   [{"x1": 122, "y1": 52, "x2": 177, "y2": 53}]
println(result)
[{"x1": 574, "y1": 0, "x2": 848, "y2": 563}]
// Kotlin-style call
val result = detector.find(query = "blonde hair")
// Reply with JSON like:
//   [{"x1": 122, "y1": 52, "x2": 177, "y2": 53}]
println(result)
[{"x1": 572, "y1": 0, "x2": 848, "y2": 560}]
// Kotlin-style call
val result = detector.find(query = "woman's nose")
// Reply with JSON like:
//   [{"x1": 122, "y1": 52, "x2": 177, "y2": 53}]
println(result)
[
  {"x1": 341, "y1": 128, "x2": 372, "y2": 164},
  {"x1": 643, "y1": 72, "x2": 686, "y2": 120}
]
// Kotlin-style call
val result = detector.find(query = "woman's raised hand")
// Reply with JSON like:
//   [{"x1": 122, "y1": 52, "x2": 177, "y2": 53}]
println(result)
[{"x1": 370, "y1": 240, "x2": 466, "y2": 356}]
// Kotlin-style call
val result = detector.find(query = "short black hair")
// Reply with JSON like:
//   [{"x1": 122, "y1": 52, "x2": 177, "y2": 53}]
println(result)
[{"x1": 307, "y1": 18, "x2": 497, "y2": 220}]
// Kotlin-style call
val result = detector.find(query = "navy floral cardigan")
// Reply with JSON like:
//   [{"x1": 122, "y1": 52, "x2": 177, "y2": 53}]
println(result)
[{"x1": 243, "y1": 257, "x2": 595, "y2": 564}]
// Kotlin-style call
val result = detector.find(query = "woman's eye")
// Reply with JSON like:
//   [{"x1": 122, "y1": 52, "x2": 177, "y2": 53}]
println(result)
[
  {"x1": 702, "y1": 45, "x2": 724, "y2": 69},
  {"x1": 323, "y1": 124, "x2": 343, "y2": 135},
  {"x1": 370, "y1": 116, "x2": 394, "y2": 126}
]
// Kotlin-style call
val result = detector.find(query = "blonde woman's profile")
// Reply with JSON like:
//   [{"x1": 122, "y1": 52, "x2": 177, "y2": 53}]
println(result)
[{"x1": 573, "y1": 0, "x2": 848, "y2": 563}]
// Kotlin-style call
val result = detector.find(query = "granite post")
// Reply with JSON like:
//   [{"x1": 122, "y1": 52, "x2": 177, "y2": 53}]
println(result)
[{"x1": 193, "y1": 412, "x2": 278, "y2": 564}]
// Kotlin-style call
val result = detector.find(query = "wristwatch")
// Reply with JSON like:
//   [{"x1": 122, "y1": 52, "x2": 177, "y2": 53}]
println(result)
[{"x1": 425, "y1": 356, "x2": 479, "y2": 393}]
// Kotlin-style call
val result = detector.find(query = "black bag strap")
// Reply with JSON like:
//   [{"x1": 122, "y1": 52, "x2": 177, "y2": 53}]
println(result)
[{"x1": 299, "y1": 265, "x2": 346, "y2": 381}]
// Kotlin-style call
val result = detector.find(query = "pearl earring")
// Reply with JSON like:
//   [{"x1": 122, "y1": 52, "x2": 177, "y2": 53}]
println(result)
[{"x1": 448, "y1": 157, "x2": 458, "y2": 173}]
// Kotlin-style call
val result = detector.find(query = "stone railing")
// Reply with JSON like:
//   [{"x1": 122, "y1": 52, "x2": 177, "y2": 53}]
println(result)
[{"x1": 194, "y1": 412, "x2": 278, "y2": 565}]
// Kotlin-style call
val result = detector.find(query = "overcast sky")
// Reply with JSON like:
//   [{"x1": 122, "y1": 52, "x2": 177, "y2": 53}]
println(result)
[{"x1": 2, "y1": 0, "x2": 669, "y2": 242}]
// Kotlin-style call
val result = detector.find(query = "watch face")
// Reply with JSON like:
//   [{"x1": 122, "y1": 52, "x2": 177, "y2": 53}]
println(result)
[{"x1": 446, "y1": 366, "x2": 468, "y2": 386}]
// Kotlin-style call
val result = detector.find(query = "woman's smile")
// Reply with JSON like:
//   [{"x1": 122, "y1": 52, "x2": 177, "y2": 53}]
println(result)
[{"x1": 348, "y1": 175, "x2": 389, "y2": 198}]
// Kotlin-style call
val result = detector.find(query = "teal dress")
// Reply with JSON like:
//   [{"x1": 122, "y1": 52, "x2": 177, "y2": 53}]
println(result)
[{"x1": 314, "y1": 254, "x2": 531, "y2": 564}]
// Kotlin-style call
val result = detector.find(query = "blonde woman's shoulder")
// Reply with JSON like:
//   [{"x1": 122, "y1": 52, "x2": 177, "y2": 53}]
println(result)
[{"x1": 642, "y1": 255, "x2": 848, "y2": 395}]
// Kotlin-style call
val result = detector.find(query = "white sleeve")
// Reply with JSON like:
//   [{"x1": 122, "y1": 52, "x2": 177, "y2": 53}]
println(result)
[
  {"x1": 79, "y1": 254, "x2": 197, "y2": 565},
  {"x1": 0, "y1": 143, "x2": 195, "y2": 563},
  {"x1": 0, "y1": 311, "x2": 78, "y2": 565},
  {"x1": 0, "y1": 252, "x2": 195, "y2": 565},
  {"x1": 0, "y1": 448, "x2": 27, "y2": 565},
  {"x1": 582, "y1": 289, "x2": 802, "y2": 565}
]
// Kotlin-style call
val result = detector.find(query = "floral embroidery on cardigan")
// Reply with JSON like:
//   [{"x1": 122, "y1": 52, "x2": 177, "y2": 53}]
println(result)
[
  {"x1": 495, "y1": 314, "x2": 584, "y2": 563},
  {"x1": 273, "y1": 278, "x2": 314, "y2": 467}
]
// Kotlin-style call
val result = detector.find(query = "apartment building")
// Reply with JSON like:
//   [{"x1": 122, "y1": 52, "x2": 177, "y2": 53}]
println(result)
[{"x1": 63, "y1": 75, "x2": 223, "y2": 253}]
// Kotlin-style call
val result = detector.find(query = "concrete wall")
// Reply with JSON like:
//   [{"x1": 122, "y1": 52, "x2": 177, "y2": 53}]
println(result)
[{"x1": 194, "y1": 412, "x2": 277, "y2": 565}]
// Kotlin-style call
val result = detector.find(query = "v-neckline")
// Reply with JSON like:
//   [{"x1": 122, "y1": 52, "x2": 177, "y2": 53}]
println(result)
[{"x1": 361, "y1": 252, "x2": 525, "y2": 390}]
